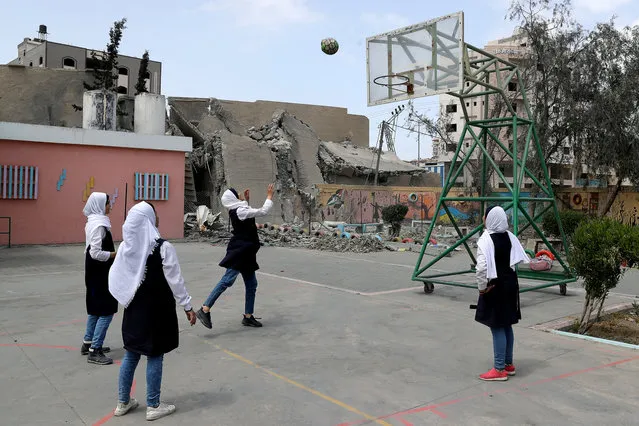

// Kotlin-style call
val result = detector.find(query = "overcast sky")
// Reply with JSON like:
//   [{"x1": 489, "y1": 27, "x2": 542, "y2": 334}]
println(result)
[{"x1": 2, "y1": 0, "x2": 636, "y2": 160}]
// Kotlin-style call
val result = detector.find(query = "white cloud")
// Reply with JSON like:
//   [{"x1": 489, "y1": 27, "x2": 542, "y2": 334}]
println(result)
[
  {"x1": 200, "y1": 0, "x2": 322, "y2": 28},
  {"x1": 361, "y1": 13, "x2": 411, "y2": 31},
  {"x1": 574, "y1": 0, "x2": 632, "y2": 14}
]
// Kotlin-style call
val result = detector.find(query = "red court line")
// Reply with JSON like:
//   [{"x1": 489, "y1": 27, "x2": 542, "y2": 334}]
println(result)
[
  {"x1": 93, "y1": 361, "x2": 136, "y2": 426},
  {"x1": 0, "y1": 317, "x2": 89, "y2": 337},
  {"x1": 337, "y1": 355, "x2": 639, "y2": 426},
  {"x1": 49, "y1": 319, "x2": 85, "y2": 327},
  {"x1": 0, "y1": 342, "x2": 134, "y2": 426}
]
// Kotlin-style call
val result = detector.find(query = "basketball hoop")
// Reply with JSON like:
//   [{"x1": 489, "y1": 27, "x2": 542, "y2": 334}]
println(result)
[{"x1": 373, "y1": 74, "x2": 414, "y2": 95}]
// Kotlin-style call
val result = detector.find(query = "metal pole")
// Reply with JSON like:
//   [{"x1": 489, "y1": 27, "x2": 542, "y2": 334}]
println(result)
[
  {"x1": 417, "y1": 121, "x2": 421, "y2": 166},
  {"x1": 374, "y1": 121, "x2": 385, "y2": 186},
  {"x1": 124, "y1": 182, "x2": 128, "y2": 221}
]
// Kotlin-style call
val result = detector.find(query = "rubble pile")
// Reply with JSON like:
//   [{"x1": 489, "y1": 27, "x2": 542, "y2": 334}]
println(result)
[{"x1": 257, "y1": 228, "x2": 385, "y2": 253}]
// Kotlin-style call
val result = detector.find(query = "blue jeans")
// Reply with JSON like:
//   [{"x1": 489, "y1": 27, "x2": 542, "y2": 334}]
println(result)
[
  {"x1": 490, "y1": 325, "x2": 514, "y2": 370},
  {"x1": 204, "y1": 268, "x2": 258, "y2": 314},
  {"x1": 83, "y1": 314, "x2": 113, "y2": 349},
  {"x1": 118, "y1": 350, "x2": 164, "y2": 407}
]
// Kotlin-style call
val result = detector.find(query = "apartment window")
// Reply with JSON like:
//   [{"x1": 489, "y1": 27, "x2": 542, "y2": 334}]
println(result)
[
  {"x1": 473, "y1": 102, "x2": 477, "y2": 106},
  {"x1": 118, "y1": 67, "x2": 128, "y2": 76},
  {"x1": 512, "y1": 103, "x2": 517, "y2": 112},
  {"x1": 22, "y1": 49, "x2": 26, "y2": 57},
  {"x1": 62, "y1": 57, "x2": 76, "y2": 69},
  {"x1": 117, "y1": 86, "x2": 128, "y2": 94},
  {"x1": 466, "y1": 82, "x2": 470, "y2": 87},
  {"x1": 29, "y1": 61, "x2": 33, "y2": 67},
  {"x1": 508, "y1": 82, "x2": 517, "y2": 92},
  {"x1": 446, "y1": 104, "x2": 457, "y2": 113},
  {"x1": 39, "y1": 56, "x2": 43, "y2": 65},
  {"x1": 563, "y1": 147, "x2": 570, "y2": 155},
  {"x1": 466, "y1": 102, "x2": 470, "y2": 107},
  {"x1": 446, "y1": 123, "x2": 457, "y2": 133}
]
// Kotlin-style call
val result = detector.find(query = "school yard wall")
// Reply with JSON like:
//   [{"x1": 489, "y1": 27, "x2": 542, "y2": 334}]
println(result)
[{"x1": 0, "y1": 122, "x2": 192, "y2": 245}]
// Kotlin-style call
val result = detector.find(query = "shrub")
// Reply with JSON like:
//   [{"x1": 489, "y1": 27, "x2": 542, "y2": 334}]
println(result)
[
  {"x1": 541, "y1": 209, "x2": 588, "y2": 240},
  {"x1": 382, "y1": 204, "x2": 409, "y2": 237},
  {"x1": 569, "y1": 218, "x2": 639, "y2": 333}
]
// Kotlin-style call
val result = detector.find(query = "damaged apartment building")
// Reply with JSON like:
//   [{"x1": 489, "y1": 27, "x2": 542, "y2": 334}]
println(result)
[{"x1": 167, "y1": 97, "x2": 439, "y2": 224}]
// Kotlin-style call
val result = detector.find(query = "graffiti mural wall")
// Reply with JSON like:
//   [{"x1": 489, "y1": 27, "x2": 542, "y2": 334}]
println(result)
[
  {"x1": 318, "y1": 184, "x2": 639, "y2": 227},
  {"x1": 317, "y1": 184, "x2": 479, "y2": 224}
]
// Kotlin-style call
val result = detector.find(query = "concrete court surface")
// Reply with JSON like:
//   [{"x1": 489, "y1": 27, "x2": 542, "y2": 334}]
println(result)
[{"x1": 1, "y1": 242, "x2": 638, "y2": 426}]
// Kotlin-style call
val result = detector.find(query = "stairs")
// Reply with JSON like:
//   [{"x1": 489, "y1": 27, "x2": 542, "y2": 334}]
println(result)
[{"x1": 184, "y1": 154, "x2": 197, "y2": 213}]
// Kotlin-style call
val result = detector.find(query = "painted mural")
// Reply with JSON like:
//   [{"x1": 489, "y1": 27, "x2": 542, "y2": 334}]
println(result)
[
  {"x1": 318, "y1": 184, "x2": 639, "y2": 228},
  {"x1": 608, "y1": 192, "x2": 639, "y2": 226},
  {"x1": 318, "y1": 185, "x2": 477, "y2": 225}
]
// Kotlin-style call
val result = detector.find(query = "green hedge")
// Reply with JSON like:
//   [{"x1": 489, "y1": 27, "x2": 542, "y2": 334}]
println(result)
[{"x1": 569, "y1": 218, "x2": 639, "y2": 298}]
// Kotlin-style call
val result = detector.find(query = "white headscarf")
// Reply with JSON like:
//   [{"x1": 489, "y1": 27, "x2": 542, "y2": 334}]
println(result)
[
  {"x1": 221, "y1": 189, "x2": 246, "y2": 210},
  {"x1": 83, "y1": 192, "x2": 111, "y2": 248},
  {"x1": 108, "y1": 201, "x2": 161, "y2": 308},
  {"x1": 477, "y1": 206, "x2": 530, "y2": 280}
]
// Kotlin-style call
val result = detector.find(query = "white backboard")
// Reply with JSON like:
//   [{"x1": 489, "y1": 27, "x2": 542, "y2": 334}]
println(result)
[{"x1": 366, "y1": 12, "x2": 464, "y2": 107}]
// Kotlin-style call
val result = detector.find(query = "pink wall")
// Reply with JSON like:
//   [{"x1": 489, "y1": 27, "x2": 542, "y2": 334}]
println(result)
[{"x1": 0, "y1": 139, "x2": 185, "y2": 245}]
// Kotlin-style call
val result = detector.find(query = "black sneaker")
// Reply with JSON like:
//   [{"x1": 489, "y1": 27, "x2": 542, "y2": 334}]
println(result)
[
  {"x1": 242, "y1": 315, "x2": 262, "y2": 327},
  {"x1": 81, "y1": 343, "x2": 110, "y2": 355},
  {"x1": 87, "y1": 348, "x2": 113, "y2": 365},
  {"x1": 196, "y1": 308, "x2": 213, "y2": 329}
]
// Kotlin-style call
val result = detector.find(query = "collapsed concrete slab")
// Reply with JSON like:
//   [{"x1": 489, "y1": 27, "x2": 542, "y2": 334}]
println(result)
[
  {"x1": 319, "y1": 141, "x2": 440, "y2": 187},
  {"x1": 218, "y1": 130, "x2": 282, "y2": 219},
  {"x1": 168, "y1": 97, "x2": 440, "y2": 224}
]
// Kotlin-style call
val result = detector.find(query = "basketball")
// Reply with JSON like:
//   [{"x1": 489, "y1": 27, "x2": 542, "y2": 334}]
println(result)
[{"x1": 321, "y1": 38, "x2": 339, "y2": 55}]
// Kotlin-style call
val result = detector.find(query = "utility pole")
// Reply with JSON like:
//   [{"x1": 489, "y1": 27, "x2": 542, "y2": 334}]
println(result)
[
  {"x1": 373, "y1": 121, "x2": 385, "y2": 186},
  {"x1": 417, "y1": 121, "x2": 421, "y2": 167}
]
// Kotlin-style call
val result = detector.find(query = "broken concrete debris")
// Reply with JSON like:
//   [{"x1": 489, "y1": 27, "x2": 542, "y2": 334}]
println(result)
[
  {"x1": 183, "y1": 208, "x2": 467, "y2": 255},
  {"x1": 168, "y1": 97, "x2": 440, "y2": 225}
]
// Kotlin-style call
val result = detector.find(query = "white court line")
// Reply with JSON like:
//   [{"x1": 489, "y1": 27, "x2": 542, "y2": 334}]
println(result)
[
  {"x1": 256, "y1": 271, "x2": 364, "y2": 295},
  {"x1": 5, "y1": 258, "x2": 637, "y2": 301},
  {"x1": 310, "y1": 251, "x2": 451, "y2": 272},
  {"x1": 364, "y1": 286, "x2": 424, "y2": 296}
]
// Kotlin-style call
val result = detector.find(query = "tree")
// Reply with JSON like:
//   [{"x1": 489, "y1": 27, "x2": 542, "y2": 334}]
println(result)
[
  {"x1": 382, "y1": 204, "x2": 409, "y2": 238},
  {"x1": 507, "y1": 0, "x2": 588, "y2": 177},
  {"x1": 572, "y1": 23, "x2": 639, "y2": 215},
  {"x1": 84, "y1": 18, "x2": 128, "y2": 91},
  {"x1": 135, "y1": 50, "x2": 150, "y2": 95}
]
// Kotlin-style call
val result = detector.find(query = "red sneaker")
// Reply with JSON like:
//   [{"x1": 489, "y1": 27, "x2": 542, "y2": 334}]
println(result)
[
  {"x1": 505, "y1": 364, "x2": 516, "y2": 376},
  {"x1": 479, "y1": 368, "x2": 508, "y2": 381}
]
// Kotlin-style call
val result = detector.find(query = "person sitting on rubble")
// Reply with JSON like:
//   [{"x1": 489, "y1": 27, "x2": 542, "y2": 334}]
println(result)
[
  {"x1": 474, "y1": 206, "x2": 530, "y2": 381},
  {"x1": 196, "y1": 183, "x2": 275, "y2": 329},
  {"x1": 108, "y1": 201, "x2": 197, "y2": 421},
  {"x1": 82, "y1": 192, "x2": 118, "y2": 366}
]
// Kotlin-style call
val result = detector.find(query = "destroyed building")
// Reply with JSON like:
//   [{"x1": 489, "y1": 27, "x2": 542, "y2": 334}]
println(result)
[{"x1": 168, "y1": 97, "x2": 440, "y2": 224}]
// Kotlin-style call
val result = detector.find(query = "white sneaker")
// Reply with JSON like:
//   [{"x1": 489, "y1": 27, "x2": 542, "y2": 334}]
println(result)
[
  {"x1": 146, "y1": 402, "x2": 176, "y2": 421},
  {"x1": 114, "y1": 398, "x2": 139, "y2": 416}
]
